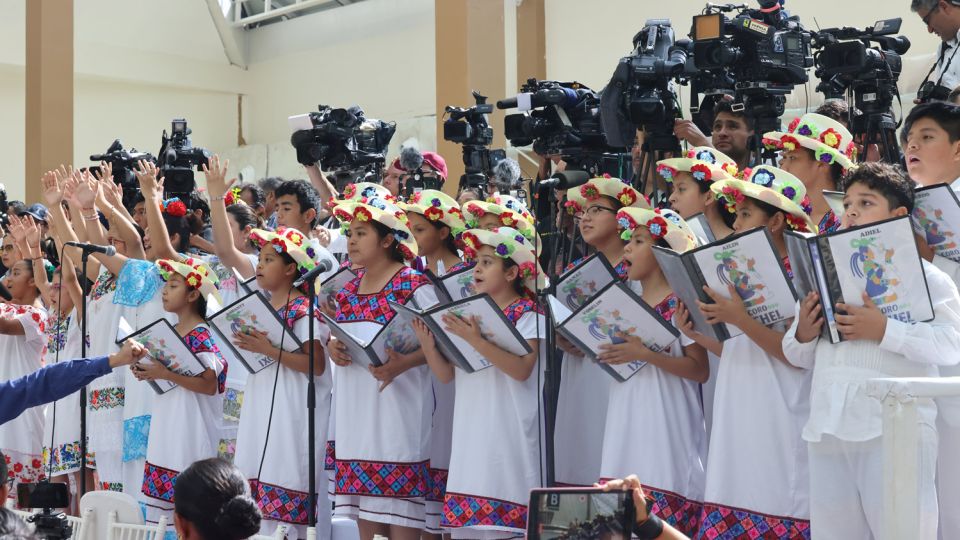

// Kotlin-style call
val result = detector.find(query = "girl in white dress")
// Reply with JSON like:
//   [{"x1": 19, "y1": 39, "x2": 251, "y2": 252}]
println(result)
[
  {"x1": 233, "y1": 226, "x2": 330, "y2": 540},
  {"x1": 327, "y1": 197, "x2": 438, "y2": 540},
  {"x1": 0, "y1": 258, "x2": 49, "y2": 500},
  {"x1": 680, "y1": 166, "x2": 817, "y2": 538},
  {"x1": 413, "y1": 226, "x2": 546, "y2": 539},
  {"x1": 596, "y1": 207, "x2": 709, "y2": 538},
  {"x1": 553, "y1": 177, "x2": 649, "y2": 487},
  {"x1": 132, "y1": 258, "x2": 226, "y2": 527}
]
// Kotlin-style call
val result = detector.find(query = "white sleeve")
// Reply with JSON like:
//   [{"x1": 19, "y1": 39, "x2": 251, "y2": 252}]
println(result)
[
  {"x1": 293, "y1": 312, "x2": 330, "y2": 346},
  {"x1": 15, "y1": 308, "x2": 46, "y2": 350},
  {"x1": 781, "y1": 300, "x2": 818, "y2": 370},
  {"x1": 516, "y1": 312, "x2": 547, "y2": 341},
  {"x1": 412, "y1": 284, "x2": 440, "y2": 310},
  {"x1": 196, "y1": 350, "x2": 222, "y2": 375},
  {"x1": 878, "y1": 262, "x2": 960, "y2": 367}
]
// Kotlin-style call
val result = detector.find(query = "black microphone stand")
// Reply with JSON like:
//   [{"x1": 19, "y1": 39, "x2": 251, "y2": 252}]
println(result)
[
  {"x1": 78, "y1": 251, "x2": 91, "y2": 495},
  {"x1": 305, "y1": 277, "x2": 318, "y2": 529}
]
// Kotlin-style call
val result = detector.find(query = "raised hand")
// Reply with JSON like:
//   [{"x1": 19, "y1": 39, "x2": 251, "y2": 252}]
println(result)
[
  {"x1": 135, "y1": 160, "x2": 163, "y2": 200},
  {"x1": 74, "y1": 170, "x2": 100, "y2": 209},
  {"x1": 202, "y1": 155, "x2": 230, "y2": 197},
  {"x1": 41, "y1": 170, "x2": 64, "y2": 207}
]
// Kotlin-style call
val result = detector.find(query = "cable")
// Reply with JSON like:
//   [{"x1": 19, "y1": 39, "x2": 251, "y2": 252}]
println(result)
[
  {"x1": 45, "y1": 243, "x2": 68, "y2": 481},
  {"x1": 253, "y1": 286, "x2": 295, "y2": 497}
]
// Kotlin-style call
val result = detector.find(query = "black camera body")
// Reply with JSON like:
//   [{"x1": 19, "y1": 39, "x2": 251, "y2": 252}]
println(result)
[
  {"x1": 90, "y1": 139, "x2": 156, "y2": 208},
  {"x1": 18, "y1": 482, "x2": 72, "y2": 540},
  {"x1": 600, "y1": 19, "x2": 691, "y2": 151},
  {"x1": 691, "y1": 3, "x2": 812, "y2": 87},
  {"x1": 499, "y1": 79, "x2": 617, "y2": 173},
  {"x1": 444, "y1": 91, "x2": 507, "y2": 196},
  {"x1": 290, "y1": 105, "x2": 397, "y2": 186},
  {"x1": 158, "y1": 119, "x2": 211, "y2": 198}
]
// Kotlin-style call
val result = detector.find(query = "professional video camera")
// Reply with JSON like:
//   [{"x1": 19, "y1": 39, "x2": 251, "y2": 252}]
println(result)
[
  {"x1": 290, "y1": 105, "x2": 397, "y2": 192},
  {"x1": 157, "y1": 118, "x2": 211, "y2": 197},
  {"x1": 688, "y1": 1, "x2": 813, "y2": 152},
  {"x1": 90, "y1": 139, "x2": 156, "y2": 206},
  {"x1": 498, "y1": 79, "x2": 622, "y2": 175},
  {"x1": 600, "y1": 19, "x2": 691, "y2": 155},
  {"x1": 444, "y1": 91, "x2": 507, "y2": 197},
  {"x1": 813, "y1": 18, "x2": 910, "y2": 162},
  {"x1": 18, "y1": 482, "x2": 72, "y2": 539}
]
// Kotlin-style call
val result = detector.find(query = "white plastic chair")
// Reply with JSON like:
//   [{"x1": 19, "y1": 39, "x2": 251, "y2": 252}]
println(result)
[{"x1": 78, "y1": 490, "x2": 168, "y2": 540}]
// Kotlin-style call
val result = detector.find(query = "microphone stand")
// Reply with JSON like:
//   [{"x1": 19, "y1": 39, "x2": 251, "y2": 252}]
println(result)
[
  {"x1": 78, "y1": 251, "x2": 91, "y2": 495},
  {"x1": 305, "y1": 277, "x2": 318, "y2": 531}
]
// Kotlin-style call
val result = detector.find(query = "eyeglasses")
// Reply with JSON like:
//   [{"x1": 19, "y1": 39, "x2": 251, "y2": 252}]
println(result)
[
  {"x1": 574, "y1": 205, "x2": 618, "y2": 220},
  {"x1": 923, "y1": 3, "x2": 940, "y2": 26}
]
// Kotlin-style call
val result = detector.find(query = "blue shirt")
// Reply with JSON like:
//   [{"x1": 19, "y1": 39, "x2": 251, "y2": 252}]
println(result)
[{"x1": 0, "y1": 357, "x2": 111, "y2": 425}]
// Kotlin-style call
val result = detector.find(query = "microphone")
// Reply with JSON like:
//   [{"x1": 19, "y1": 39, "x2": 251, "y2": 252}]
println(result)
[
  {"x1": 292, "y1": 258, "x2": 334, "y2": 288},
  {"x1": 399, "y1": 140, "x2": 424, "y2": 173},
  {"x1": 65, "y1": 241, "x2": 116, "y2": 256},
  {"x1": 537, "y1": 170, "x2": 591, "y2": 191}
]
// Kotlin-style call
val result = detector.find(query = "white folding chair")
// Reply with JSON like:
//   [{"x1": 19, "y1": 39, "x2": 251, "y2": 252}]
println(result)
[
  {"x1": 67, "y1": 507, "x2": 94, "y2": 540},
  {"x1": 78, "y1": 490, "x2": 167, "y2": 540}
]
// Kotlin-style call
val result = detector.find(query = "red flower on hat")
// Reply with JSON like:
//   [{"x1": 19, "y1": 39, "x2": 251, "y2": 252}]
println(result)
[
  {"x1": 646, "y1": 216, "x2": 669, "y2": 240},
  {"x1": 518, "y1": 261, "x2": 536, "y2": 280},
  {"x1": 564, "y1": 200, "x2": 582, "y2": 215},
  {"x1": 785, "y1": 213, "x2": 811, "y2": 232},
  {"x1": 788, "y1": 117, "x2": 801, "y2": 133},
  {"x1": 617, "y1": 187, "x2": 637, "y2": 207},
  {"x1": 449, "y1": 207, "x2": 463, "y2": 219},
  {"x1": 461, "y1": 231, "x2": 479, "y2": 249},
  {"x1": 500, "y1": 211, "x2": 517, "y2": 227},
  {"x1": 334, "y1": 207, "x2": 353, "y2": 222},
  {"x1": 462, "y1": 246, "x2": 477, "y2": 260},
  {"x1": 690, "y1": 164, "x2": 713, "y2": 183},
  {"x1": 424, "y1": 206, "x2": 444, "y2": 222},
  {"x1": 353, "y1": 207, "x2": 372, "y2": 222},
  {"x1": 580, "y1": 184, "x2": 600, "y2": 201},
  {"x1": 820, "y1": 128, "x2": 842, "y2": 149},
  {"x1": 343, "y1": 184, "x2": 357, "y2": 199},
  {"x1": 780, "y1": 135, "x2": 801, "y2": 152},
  {"x1": 160, "y1": 198, "x2": 187, "y2": 218},
  {"x1": 763, "y1": 137, "x2": 784, "y2": 151},
  {"x1": 185, "y1": 272, "x2": 202, "y2": 289},
  {"x1": 846, "y1": 141, "x2": 858, "y2": 161},
  {"x1": 409, "y1": 191, "x2": 422, "y2": 204}
]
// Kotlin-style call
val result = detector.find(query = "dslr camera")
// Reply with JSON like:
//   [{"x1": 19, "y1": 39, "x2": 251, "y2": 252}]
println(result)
[
  {"x1": 443, "y1": 91, "x2": 507, "y2": 196},
  {"x1": 600, "y1": 19, "x2": 691, "y2": 151},
  {"x1": 290, "y1": 105, "x2": 397, "y2": 192},
  {"x1": 157, "y1": 118, "x2": 211, "y2": 197}
]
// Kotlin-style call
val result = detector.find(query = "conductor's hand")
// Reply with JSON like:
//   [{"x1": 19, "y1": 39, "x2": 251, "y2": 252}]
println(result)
[{"x1": 109, "y1": 341, "x2": 147, "y2": 368}]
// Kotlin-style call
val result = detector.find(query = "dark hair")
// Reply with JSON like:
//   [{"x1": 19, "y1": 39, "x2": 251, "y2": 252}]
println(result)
[
  {"x1": 713, "y1": 100, "x2": 754, "y2": 131},
  {"x1": 239, "y1": 184, "x2": 266, "y2": 209},
  {"x1": 798, "y1": 148, "x2": 845, "y2": 188},
  {"x1": 7, "y1": 201, "x2": 26, "y2": 216},
  {"x1": 174, "y1": 458, "x2": 261, "y2": 540},
  {"x1": 428, "y1": 219, "x2": 460, "y2": 255},
  {"x1": 815, "y1": 99, "x2": 850, "y2": 125},
  {"x1": 0, "y1": 508, "x2": 35, "y2": 540},
  {"x1": 902, "y1": 101, "x2": 960, "y2": 144},
  {"x1": 841, "y1": 162, "x2": 915, "y2": 213},
  {"x1": 274, "y1": 180, "x2": 321, "y2": 228},
  {"x1": 371, "y1": 220, "x2": 407, "y2": 263},
  {"x1": 226, "y1": 203, "x2": 264, "y2": 232},
  {"x1": 163, "y1": 213, "x2": 191, "y2": 253},
  {"x1": 257, "y1": 176, "x2": 285, "y2": 194},
  {"x1": 501, "y1": 257, "x2": 528, "y2": 297}
]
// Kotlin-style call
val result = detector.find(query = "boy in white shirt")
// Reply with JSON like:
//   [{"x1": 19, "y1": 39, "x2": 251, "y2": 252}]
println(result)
[
  {"x1": 783, "y1": 162, "x2": 960, "y2": 539},
  {"x1": 903, "y1": 100, "x2": 960, "y2": 540}
]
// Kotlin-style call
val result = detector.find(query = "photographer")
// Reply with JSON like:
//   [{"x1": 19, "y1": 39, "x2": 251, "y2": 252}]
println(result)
[
  {"x1": 600, "y1": 476, "x2": 690, "y2": 540},
  {"x1": 913, "y1": 0, "x2": 960, "y2": 101},
  {"x1": 0, "y1": 507, "x2": 36, "y2": 540},
  {"x1": 256, "y1": 176, "x2": 284, "y2": 229},
  {"x1": 674, "y1": 99, "x2": 756, "y2": 171}
]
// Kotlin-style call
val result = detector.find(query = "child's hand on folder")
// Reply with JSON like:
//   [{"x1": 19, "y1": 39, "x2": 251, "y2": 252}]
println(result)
[
  {"x1": 442, "y1": 313, "x2": 483, "y2": 346},
  {"x1": 795, "y1": 292, "x2": 824, "y2": 344},
  {"x1": 699, "y1": 284, "x2": 747, "y2": 327},
  {"x1": 597, "y1": 332, "x2": 650, "y2": 365},
  {"x1": 835, "y1": 292, "x2": 887, "y2": 342},
  {"x1": 556, "y1": 334, "x2": 584, "y2": 357},
  {"x1": 328, "y1": 338, "x2": 352, "y2": 367},
  {"x1": 411, "y1": 319, "x2": 437, "y2": 354}
]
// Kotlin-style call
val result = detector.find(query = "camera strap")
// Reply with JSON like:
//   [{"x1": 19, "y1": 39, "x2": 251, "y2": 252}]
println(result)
[{"x1": 935, "y1": 39, "x2": 960, "y2": 88}]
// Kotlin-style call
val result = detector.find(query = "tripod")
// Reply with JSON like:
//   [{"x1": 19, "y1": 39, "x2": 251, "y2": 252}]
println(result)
[{"x1": 633, "y1": 131, "x2": 681, "y2": 208}]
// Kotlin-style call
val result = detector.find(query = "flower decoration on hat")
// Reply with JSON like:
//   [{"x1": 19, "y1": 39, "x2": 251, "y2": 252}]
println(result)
[
  {"x1": 692, "y1": 149, "x2": 717, "y2": 164},
  {"x1": 751, "y1": 168, "x2": 776, "y2": 187},
  {"x1": 656, "y1": 147, "x2": 736, "y2": 185},
  {"x1": 155, "y1": 257, "x2": 222, "y2": 304},
  {"x1": 332, "y1": 198, "x2": 419, "y2": 260},
  {"x1": 617, "y1": 187, "x2": 638, "y2": 207},
  {"x1": 690, "y1": 164, "x2": 712, "y2": 183},
  {"x1": 764, "y1": 113, "x2": 857, "y2": 171},
  {"x1": 820, "y1": 128, "x2": 841, "y2": 149},
  {"x1": 646, "y1": 215, "x2": 669, "y2": 240},
  {"x1": 223, "y1": 186, "x2": 244, "y2": 207},
  {"x1": 656, "y1": 164, "x2": 677, "y2": 181},
  {"x1": 580, "y1": 183, "x2": 601, "y2": 201},
  {"x1": 615, "y1": 207, "x2": 698, "y2": 252},
  {"x1": 160, "y1": 198, "x2": 187, "y2": 218},
  {"x1": 564, "y1": 199, "x2": 583, "y2": 216},
  {"x1": 460, "y1": 226, "x2": 545, "y2": 291},
  {"x1": 249, "y1": 226, "x2": 324, "y2": 282},
  {"x1": 710, "y1": 165, "x2": 816, "y2": 232}
]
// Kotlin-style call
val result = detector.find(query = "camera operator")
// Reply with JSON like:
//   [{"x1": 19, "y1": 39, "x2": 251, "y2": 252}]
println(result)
[
  {"x1": 0, "y1": 507, "x2": 36, "y2": 540},
  {"x1": 392, "y1": 150, "x2": 448, "y2": 198},
  {"x1": 673, "y1": 98, "x2": 756, "y2": 171},
  {"x1": 914, "y1": 0, "x2": 960, "y2": 102},
  {"x1": 256, "y1": 176, "x2": 285, "y2": 229}
]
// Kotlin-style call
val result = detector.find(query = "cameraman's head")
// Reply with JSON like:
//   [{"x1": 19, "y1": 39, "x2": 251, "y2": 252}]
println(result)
[
  {"x1": 382, "y1": 160, "x2": 404, "y2": 197},
  {"x1": 712, "y1": 99, "x2": 755, "y2": 168},
  {"x1": 173, "y1": 458, "x2": 261, "y2": 540},
  {"x1": 257, "y1": 176, "x2": 285, "y2": 219},
  {"x1": 913, "y1": 0, "x2": 960, "y2": 43},
  {"x1": 391, "y1": 151, "x2": 448, "y2": 196}
]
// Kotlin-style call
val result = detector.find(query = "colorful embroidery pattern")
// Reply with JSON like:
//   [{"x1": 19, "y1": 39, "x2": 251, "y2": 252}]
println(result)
[
  {"x1": 142, "y1": 462, "x2": 179, "y2": 502},
  {"x1": 324, "y1": 441, "x2": 336, "y2": 471},
  {"x1": 653, "y1": 294, "x2": 679, "y2": 323},
  {"x1": 819, "y1": 210, "x2": 840, "y2": 235},
  {"x1": 447, "y1": 261, "x2": 474, "y2": 274},
  {"x1": 0, "y1": 304, "x2": 47, "y2": 335},
  {"x1": 101, "y1": 482, "x2": 123, "y2": 492},
  {"x1": 335, "y1": 267, "x2": 431, "y2": 323},
  {"x1": 646, "y1": 487, "x2": 703, "y2": 539},
  {"x1": 695, "y1": 503, "x2": 811, "y2": 540},
  {"x1": 442, "y1": 492, "x2": 527, "y2": 530},
  {"x1": 114, "y1": 259, "x2": 163, "y2": 307},
  {"x1": 502, "y1": 297, "x2": 543, "y2": 324},
  {"x1": 185, "y1": 326, "x2": 228, "y2": 394},
  {"x1": 122, "y1": 415, "x2": 151, "y2": 462},
  {"x1": 334, "y1": 459, "x2": 430, "y2": 498},
  {"x1": 613, "y1": 260, "x2": 630, "y2": 281},
  {"x1": 250, "y1": 479, "x2": 310, "y2": 525},
  {"x1": 223, "y1": 387, "x2": 243, "y2": 422},
  {"x1": 88, "y1": 387, "x2": 125, "y2": 411},
  {"x1": 42, "y1": 442, "x2": 82, "y2": 475},
  {"x1": 91, "y1": 272, "x2": 118, "y2": 301},
  {"x1": 4, "y1": 452, "x2": 45, "y2": 487},
  {"x1": 46, "y1": 314, "x2": 70, "y2": 354},
  {"x1": 428, "y1": 467, "x2": 448, "y2": 503}
]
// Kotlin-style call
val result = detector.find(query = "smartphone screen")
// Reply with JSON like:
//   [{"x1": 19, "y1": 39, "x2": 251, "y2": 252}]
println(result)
[{"x1": 527, "y1": 488, "x2": 633, "y2": 539}]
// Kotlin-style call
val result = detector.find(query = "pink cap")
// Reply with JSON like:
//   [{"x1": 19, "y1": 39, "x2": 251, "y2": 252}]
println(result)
[{"x1": 391, "y1": 151, "x2": 448, "y2": 181}]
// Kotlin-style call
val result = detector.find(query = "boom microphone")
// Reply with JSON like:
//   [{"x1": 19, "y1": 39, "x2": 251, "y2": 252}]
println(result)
[
  {"x1": 537, "y1": 170, "x2": 591, "y2": 191},
  {"x1": 492, "y1": 158, "x2": 522, "y2": 191}
]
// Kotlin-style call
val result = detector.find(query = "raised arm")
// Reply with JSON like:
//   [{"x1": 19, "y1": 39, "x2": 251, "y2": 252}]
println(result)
[
  {"x1": 43, "y1": 168, "x2": 100, "y2": 281},
  {"x1": 203, "y1": 156, "x2": 255, "y2": 278},
  {"x1": 305, "y1": 163, "x2": 339, "y2": 212},
  {"x1": 72, "y1": 171, "x2": 128, "y2": 276},
  {"x1": 96, "y1": 163, "x2": 146, "y2": 261},
  {"x1": 10, "y1": 216, "x2": 53, "y2": 304},
  {"x1": 136, "y1": 160, "x2": 181, "y2": 262}
]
